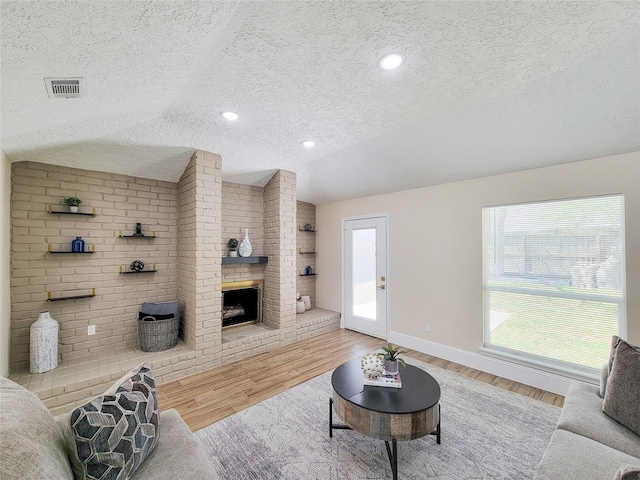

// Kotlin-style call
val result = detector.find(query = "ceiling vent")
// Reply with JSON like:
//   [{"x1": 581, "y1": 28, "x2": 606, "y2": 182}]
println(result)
[{"x1": 44, "y1": 77, "x2": 84, "y2": 98}]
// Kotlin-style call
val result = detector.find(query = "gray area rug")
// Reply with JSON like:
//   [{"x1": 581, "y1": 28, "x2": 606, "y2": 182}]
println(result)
[{"x1": 195, "y1": 357, "x2": 560, "y2": 479}]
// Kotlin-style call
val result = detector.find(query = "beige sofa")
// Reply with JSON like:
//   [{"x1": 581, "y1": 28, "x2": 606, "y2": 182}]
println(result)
[
  {"x1": 0, "y1": 375, "x2": 218, "y2": 479},
  {"x1": 534, "y1": 381, "x2": 640, "y2": 479},
  {"x1": 535, "y1": 338, "x2": 640, "y2": 480}
]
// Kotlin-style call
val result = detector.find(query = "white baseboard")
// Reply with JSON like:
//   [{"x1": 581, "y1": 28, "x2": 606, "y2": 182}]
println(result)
[{"x1": 387, "y1": 331, "x2": 574, "y2": 396}]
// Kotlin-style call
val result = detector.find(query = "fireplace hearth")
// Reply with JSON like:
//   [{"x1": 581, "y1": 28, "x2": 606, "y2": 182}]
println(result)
[{"x1": 221, "y1": 280, "x2": 263, "y2": 329}]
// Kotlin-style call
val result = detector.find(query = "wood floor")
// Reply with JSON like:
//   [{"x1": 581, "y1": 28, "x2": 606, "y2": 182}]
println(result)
[{"x1": 157, "y1": 329, "x2": 565, "y2": 432}]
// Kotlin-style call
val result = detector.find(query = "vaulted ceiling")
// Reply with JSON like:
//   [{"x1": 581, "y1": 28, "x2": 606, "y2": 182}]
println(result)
[{"x1": 1, "y1": 1, "x2": 638, "y2": 204}]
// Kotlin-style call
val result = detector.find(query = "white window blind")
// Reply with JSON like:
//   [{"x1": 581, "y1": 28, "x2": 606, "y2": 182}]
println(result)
[{"x1": 482, "y1": 195, "x2": 625, "y2": 372}]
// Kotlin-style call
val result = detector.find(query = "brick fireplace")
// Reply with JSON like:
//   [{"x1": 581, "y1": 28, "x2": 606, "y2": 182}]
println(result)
[{"x1": 8, "y1": 149, "x2": 341, "y2": 413}]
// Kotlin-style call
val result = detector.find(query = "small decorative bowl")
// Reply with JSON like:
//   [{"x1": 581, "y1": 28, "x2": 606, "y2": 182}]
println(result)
[
  {"x1": 130, "y1": 260, "x2": 144, "y2": 272},
  {"x1": 361, "y1": 353, "x2": 384, "y2": 379}
]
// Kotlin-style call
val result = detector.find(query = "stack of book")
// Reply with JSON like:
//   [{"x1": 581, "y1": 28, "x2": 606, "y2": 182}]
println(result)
[{"x1": 363, "y1": 371, "x2": 402, "y2": 388}]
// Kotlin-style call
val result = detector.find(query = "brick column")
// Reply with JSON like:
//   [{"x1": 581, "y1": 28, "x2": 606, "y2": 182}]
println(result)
[
  {"x1": 263, "y1": 170, "x2": 297, "y2": 342},
  {"x1": 177, "y1": 150, "x2": 222, "y2": 371}
]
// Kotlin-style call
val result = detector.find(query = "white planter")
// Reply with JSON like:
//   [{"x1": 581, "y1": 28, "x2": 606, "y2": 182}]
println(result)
[
  {"x1": 229, "y1": 250, "x2": 238, "y2": 257},
  {"x1": 69, "y1": 206, "x2": 78, "y2": 213},
  {"x1": 385, "y1": 360, "x2": 399, "y2": 374}
]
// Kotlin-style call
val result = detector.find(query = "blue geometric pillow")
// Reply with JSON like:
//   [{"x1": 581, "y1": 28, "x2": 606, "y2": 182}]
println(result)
[{"x1": 66, "y1": 363, "x2": 159, "y2": 480}]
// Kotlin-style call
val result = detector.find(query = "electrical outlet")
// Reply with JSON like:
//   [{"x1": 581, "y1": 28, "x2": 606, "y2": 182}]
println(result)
[
  {"x1": 399, "y1": 258, "x2": 405, "y2": 267},
  {"x1": 88, "y1": 325, "x2": 96, "y2": 336},
  {"x1": 424, "y1": 323, "x2": 430, "y2": 333}
]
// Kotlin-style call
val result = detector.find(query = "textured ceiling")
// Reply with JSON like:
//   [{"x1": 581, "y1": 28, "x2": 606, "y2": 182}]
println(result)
[{"x1": 1, "y1": 1, "x2": 639, "y2": 204}]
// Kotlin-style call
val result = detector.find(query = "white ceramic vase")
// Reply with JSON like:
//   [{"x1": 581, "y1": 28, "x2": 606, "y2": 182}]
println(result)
[
  {"x1": 30, "y1": 311, "x2": 59, "y2": 373},
  {"x1": 296, "y1": 301, "x2": 306, "y2": 314},
  {"x1": 301, "y1": 295, "x2": 311, "y2": 311},
  {"x1": 239, "y1": 229, "x2": 252, "y2": 257}
]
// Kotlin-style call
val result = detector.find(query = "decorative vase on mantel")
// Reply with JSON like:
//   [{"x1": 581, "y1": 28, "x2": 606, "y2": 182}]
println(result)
[{"x1": 239, "y1": 229, "x2": 252, "y2": 257}]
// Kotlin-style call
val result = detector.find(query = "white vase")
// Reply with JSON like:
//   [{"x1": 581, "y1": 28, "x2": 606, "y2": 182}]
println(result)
[
  {"x1": 296, "y1": 301, "x2": 306, "y2": 314},
  {"x1": 239, "y1": 229, "x2": 252, "y2": 257},
  {"x1": 301, "y1": 295, "x2": 311, "y2": 311},
  {"x1": 30, "y1": 311, "x2": 59, "y2": 373}
]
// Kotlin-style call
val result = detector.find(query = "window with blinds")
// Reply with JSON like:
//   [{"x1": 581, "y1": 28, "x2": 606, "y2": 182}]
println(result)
[{"x1": 482, "y1": 195, "x2": 625, "y2": 372}]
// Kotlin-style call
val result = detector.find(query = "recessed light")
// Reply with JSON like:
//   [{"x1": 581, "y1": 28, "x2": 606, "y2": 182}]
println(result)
[
  {"x1": 302, "y1": 140, "x2": 315, "y2": 148},
  {"x1": 222, "y1": 111, "x2": 238, "y2": 121},
  {"x1": 379, "y1": 53, "x2": 404, "y2": 70}
]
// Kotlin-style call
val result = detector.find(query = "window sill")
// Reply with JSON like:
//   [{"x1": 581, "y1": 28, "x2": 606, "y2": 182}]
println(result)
[{"x1": 479, "y1": 346, "x2": 600, "y2": 385}]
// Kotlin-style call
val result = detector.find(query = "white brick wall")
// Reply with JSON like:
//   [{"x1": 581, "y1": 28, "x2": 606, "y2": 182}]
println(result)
[
  {"x1": 10, "y1": 162, "x2": 178, "y2": 369},
  {"x1": 177, "y1": 151, "x2": 222, "y2": 372},
  {"x1": 222, "y1": 182, "x2": 265, "y2": 284},
  {"x1": 263, "y1": 170, "x2": 297, "y2": 338}
]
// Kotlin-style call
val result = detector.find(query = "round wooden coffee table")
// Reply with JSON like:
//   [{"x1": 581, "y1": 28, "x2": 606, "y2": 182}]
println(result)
[{"x1": 329, "y1": 358, "x2": 441, "y2": 480}]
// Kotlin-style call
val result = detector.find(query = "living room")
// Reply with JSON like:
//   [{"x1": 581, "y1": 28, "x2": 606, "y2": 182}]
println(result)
[{"x1": 1, "y1": 2, "x2": 639, "y2": 479}]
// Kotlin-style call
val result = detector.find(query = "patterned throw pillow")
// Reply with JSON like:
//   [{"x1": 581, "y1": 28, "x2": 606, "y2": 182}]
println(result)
[
  {"x1": 66, "y1": 363, "x2": 159, "y2": 480},
  {"x1": 614, "y1": 465, "x2": 640, "y2": 480}
]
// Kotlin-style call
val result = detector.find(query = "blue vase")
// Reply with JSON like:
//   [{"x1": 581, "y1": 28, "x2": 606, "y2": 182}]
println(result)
[
  {"x1": 71, "y1": 236, "x2": 84, "y2": 253},
  {"x1": 305, "y1": 265, "x2": 313, "y2": 275}
]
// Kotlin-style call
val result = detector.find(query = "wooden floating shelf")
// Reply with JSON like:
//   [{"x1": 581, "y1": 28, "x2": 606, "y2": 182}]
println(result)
[
  {"x1": 298, "y1": 228, "x2": 318, "y2": 232},
  {"x1": 47, "y1": 288, "x2": 96, "y2": 302},
  {"x1": 222, "y1": 256, "x2": 268, "y2": 265},
  {"x1": 48, "y1": 244, "x2": 96, "y2": 254},
  {"x1": 47, "y1": 205, "x2": 97, "y2": 216},
  {"x1": 299, "y1": 251, "x2": 317, "y2": 255},
  {"x1": 299, "y1": 273, "x2": 318, "y2": 276}
]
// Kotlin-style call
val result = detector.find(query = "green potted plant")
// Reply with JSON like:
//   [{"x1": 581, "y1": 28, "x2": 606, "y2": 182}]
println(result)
[
  {"x1": 228, "y1": 238, "x2": 239, "y2": 257},
  {"x1": 62, "y1": 196, "x2": 82, "y2": 213},
  {"x1": 381, "y1": 343, "x2": 406, "y2": 374}
]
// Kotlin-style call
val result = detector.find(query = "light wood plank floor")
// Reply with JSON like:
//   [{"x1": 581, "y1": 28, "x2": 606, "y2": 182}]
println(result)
[{"x1": 157, "y1": 329, "x2": 564, "y2": 432}]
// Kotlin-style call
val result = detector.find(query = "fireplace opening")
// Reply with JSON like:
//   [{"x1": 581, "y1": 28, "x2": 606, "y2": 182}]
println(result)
[{"x1": 222, "y1": 280, "x2": 263, "y2": 329}]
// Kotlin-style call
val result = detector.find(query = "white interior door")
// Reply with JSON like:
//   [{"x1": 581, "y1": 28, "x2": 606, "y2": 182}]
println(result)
[{"x1": 343, "y1": 216, "x2": 388, "y2": 339}]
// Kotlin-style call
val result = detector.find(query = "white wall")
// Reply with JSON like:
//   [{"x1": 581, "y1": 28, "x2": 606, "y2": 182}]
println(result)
[
  {"x1": 317, "y1": 152, "x2": 639, "y2": 390},
  {"x1": 1, "y1": 151, "x2": 11, "y2": 377}
]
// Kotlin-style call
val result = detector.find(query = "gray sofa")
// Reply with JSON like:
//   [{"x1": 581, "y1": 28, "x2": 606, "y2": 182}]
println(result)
[
  {"x1": 0, "y1": 375, "x2": 219, "y2": 479},
  {"x1": 534, "y1": 380, "x2": 640, "y2": 480},
  {"x1": 535, "y1": 336, "x2": 640, "y2": 480}
]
